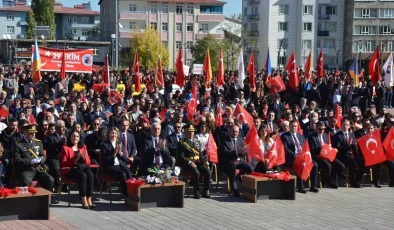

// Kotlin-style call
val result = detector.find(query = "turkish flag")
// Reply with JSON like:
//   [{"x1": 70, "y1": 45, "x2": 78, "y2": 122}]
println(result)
[
  {"x1": 334, "y1": 104, "x2": 342, "y2": 128},
  {"x1": 155, "y1": 57, "x2": 164, "y2": 88},
  {"x1": 110, "y1": 91, "x2": 123, "y2": 99},
  {"x1": 176, "y1": 48, "x2": 185, "y2": 88},
  {"x1": 304, "y1": 50, "x2": 312, "y2": 81},
  {"x1": 28, "y1": 113, "x2": 36, "y2": 124},
  {"x1": 297, "y1": 120, "x2": 302, "y2": 134},
  {"x1": 187, "y1": 83, "x2": 197, "y2": 121},
  {"x1": 357, "y1": 129, "x2": 386, "y2": 166},
  {"x1": 60, "y1": 47, "x2": 66, "y2": 80},
  {"x1": 206, "y1": 132, "x2": 218, "y2": 163},
  {"x1": 217, "y1": 48, "x2": 225, "y2": 87},
  {"x1": 383, "y1": 128, "x2": 394, "y2": 161},
  {"x1": 285, "y1": 50, "x2": 299, "y2": 91},
  {"x1": 93, "y1": 83, "x2": 109, "y2": 94},
  {"x1": 317, "y1": 48, "x2": 324, "y2": 77},
  {"x1": 266, "y1": 135, "x2": 285, "y2": 169},
  {"x1": 293, "y1": 141, "x2": 314, "y2": 181},
  {"x1": 247, "y1": 51, "x2": 255, "y2": 90},
  {"x1": 216, "y1": 105, "x2": 223, "y2": 127},
  {"x1": 319, "y1": 144, "x2": 338, "y2": 162},
  {"x1": 368, "y1": 47, "x2": 380, "y2": 85},
  {"x1": 245, "y1": 126, "x2": 264, "y2": 162},
  {"x1": 159, "y1": 108, "x2": 167, "y2": 122},
  {"x1": 269, "y1": 75, "x2": 286, "y2": 95},
  {"x1": 134, "y1": 73, "x2": 141, "y2": 93},
  {"x1": 103, "y1": 54, "x2": 110, "y2": 86},
  {"x1": 244, "y1": 125, "x2": 258, "y2": 146},
  {"x1": 133, "y1": 50, "x2": 139, "y2": 73},
  {"x1": 233, "y1": 103, "x2": 254, "y2": 127},
  {"x1": 0, "y1": 107, "x2": 9, "y2": 118}
]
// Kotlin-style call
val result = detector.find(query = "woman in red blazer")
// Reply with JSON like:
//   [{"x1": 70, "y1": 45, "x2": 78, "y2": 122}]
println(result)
[{"x1": 60, "y1": 131, "x2": 94, "y2": 209}]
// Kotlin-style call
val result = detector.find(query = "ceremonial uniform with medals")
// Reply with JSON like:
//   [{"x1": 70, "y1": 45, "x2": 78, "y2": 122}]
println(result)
[
  {"x1": 177, "y1": 125, "x2": 210, "y2": 199},
  {"x1": 14, "y1": 125, "x2": 54, "y2": 191}
]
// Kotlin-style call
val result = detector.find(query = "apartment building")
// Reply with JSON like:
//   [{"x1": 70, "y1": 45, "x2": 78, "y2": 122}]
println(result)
[
  {"x1": 0, "y1": 1, "x2": 100, "y2": 41},
  {"x1": 242, "y1": 0, "x2": 345, "y2": 70},
  {"x1": 99, "y1": 0, "x2": 226, "y2": 68},
  {"x1": 344, "y1": 0, "x2": 394, "y2": 68}
]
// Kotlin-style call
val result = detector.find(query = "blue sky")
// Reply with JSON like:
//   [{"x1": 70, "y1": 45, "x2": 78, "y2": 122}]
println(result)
[{"x1": 57, "y1": 0, "x2": 241, "y2": 16}]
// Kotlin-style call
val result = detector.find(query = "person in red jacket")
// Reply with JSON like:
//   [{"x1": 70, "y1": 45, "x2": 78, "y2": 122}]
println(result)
[{"x1": 60, "y1": 131, "x2": 94, "y2": 209}]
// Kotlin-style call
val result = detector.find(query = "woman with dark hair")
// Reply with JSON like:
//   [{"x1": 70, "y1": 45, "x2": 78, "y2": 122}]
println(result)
[
  {"x1": 101, "y1": 127, "x2": 131, "y2": 196},
  {"x1": 251, "y1": 125, "x2": 279, "y2": 173},
  {"x1": 60, "y1": 131, "x2": 94, "y2": 209}
]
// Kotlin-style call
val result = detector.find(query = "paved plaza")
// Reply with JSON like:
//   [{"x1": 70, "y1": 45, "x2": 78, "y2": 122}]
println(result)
[{"x1": 1, "y1": 182, "x2": 393, "y2": 230}]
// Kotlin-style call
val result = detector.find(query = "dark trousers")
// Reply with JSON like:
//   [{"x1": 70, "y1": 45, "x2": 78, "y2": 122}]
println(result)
[
  {"x1": 105, "y1": 165, "x2": 131, "y2": 196},
  {"x1": 370, "y1": 163, "x2": 381, "y2": 183},
  {"x1": 285, "y1": 156, "x2": 318, "y2": 189},
  {"x1": 0, "y1": 163, "x2": 4, "y2": 187},
  {"x1": 314, "y1": 158, "x2": 345, "y2": 183},
  {"x1": 20, "y1": 167, "x2": 54, "y2": 191},
  {"x1": 65, "y1": 167, "x2": 94, "y2": 197},
  {"x1": 89, "y1": 159, "x2": 100, "y2": 187},
  {"x1": 338, "y1": 155, "x2": 366, "y2": 185},
  {"x1": 220, "y1": 160, "x2": 253, "y2": 191},
  {"x1": 183, "y1": 163, "x2": 210, "y2": 193},
  {"x1": 386, "y1": 160, "x2": 394, "y2": 186},
  {"x1": 47, "y1": 159, "x2": 60, "y2": 188},
  {"x1": 129, "y1": 155, "x2": 141, "y2": 174},
  {"x1": 254, "y1": 162, "x2": 280, "y2": 173}
]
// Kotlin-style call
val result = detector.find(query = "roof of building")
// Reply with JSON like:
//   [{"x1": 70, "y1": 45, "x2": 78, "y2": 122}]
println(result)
[
  {"x1": 0, "y1": 2, "x2": 100, "y2": 15},
  {"x1": 99, "y1": 0, "x2": 226, "y2": 5}
]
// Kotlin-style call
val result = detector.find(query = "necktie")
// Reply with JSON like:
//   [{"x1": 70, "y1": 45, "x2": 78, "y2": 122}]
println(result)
[
  {"x1": 123, "y1": 133, "x2": 128, "y2": 156},
  {"x1": 177, "y1": 134, "x2": 181, "y2": 141},
  {"x1": 74, "y1": 113, "x2": 78, "y2": 122},
  {"x1": 269, "y1": 123, "x2": 273, "y2": 133},
  {"x1": 155, "y1": 138, "x2": 160, "y2": 149},
  {"x1": 293, "y1": 134, "x2": 302, "y2": 154},
  {"x1": 320, "y1": 135, "x2": 324, "y2": 146},
  {"x1": 233, "y1": 139, "x2": 238, "y2": 153},
  {"x1": 345, "y1": 133, "x2": 349, "y2": 144}
]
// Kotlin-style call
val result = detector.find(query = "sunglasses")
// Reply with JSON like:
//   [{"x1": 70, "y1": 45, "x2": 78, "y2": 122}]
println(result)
[
  {"x1": 93, "y1": 123, "x2": 100, "y2": 126},
  {"x1": 318, "y1": 128, "x2": 326, "y2": 131},
  {"x1": 174, "y1": 126, "x2": 181, "y2": 129}
]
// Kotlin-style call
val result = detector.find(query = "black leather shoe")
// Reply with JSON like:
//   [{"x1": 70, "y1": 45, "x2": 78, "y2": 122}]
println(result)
[
  {"x1": 233, "y1": 190, "x2": 240, "y2": 197},
  {"x1": 389, "y1": 184, "x2": 394, "y2": 187},
  {"x1": 328, "y1": 182, "x2": 338, "y2": 189},
  {"x1": 202, "y1": 191, "x2": 211, "y2": 198},
  {"x1": 89, "y1": 204, "x2": 96, "y2": 209},
  {"x1": 194, "y1": 191, "x2": 201, "y2": 199},
  {"x1": 351, "y1": 183, "x2": 362, "y2": 188},
  {"x1": 297, "y1": 187, "x2": 307, "y2": 194},
  {"x1": 309, "y1": 187, "x2": 319, "y2": 193},
  {"x1": 373, "y1": 182, "x2": 382, "y2": 188},
  {"x1": 82, "y1": 205, "x2": 90, "y2": 210}
]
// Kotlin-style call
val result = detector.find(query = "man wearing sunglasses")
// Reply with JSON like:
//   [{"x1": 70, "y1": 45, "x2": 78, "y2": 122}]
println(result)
[{"x1": 167, "y1": 121, "x2": 183, "y2": 159}]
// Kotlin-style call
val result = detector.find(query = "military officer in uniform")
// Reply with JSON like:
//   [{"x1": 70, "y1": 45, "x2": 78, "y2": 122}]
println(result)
[
  {"x1": 177, "y1": 124, "x2": 211, "y2": 199},
  {"x1": 14, "y1": 124, "x2": 54, "y2": 191}
]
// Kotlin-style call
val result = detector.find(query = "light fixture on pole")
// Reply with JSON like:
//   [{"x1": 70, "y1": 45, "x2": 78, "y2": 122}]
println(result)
[{"x1": 111, "y1": 34, "x2": 116, "y2": 67}]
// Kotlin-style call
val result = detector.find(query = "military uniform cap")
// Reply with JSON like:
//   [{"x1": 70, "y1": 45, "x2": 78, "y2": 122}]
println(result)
[{"x1": 22, "y1": 124, "x2": 38, "y2": 133}]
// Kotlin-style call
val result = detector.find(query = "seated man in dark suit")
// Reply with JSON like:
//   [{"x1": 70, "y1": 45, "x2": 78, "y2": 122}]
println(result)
[
  {"x1": 119, "y1": 119, "x2": 140, "y2": 175},
  {"x1": 140, "y1": 123, "x2": 175, "y2": 176},
  {"x1": 167, "y1": 121, "x2": 183, "y2": 158},
  {"x1": 218, "y1": 125, "x2": 253, "y2": 197},
  {"x1": 177, "y1": 124, "x2": 210, "y2": 199},
  {"x1": 88, "y1": 102, "x2": 108, "y2": 126},
  {"x1": 263, "y1": 111, "x2": 279, "y2": 136},
  {"x1": 308, "y1": 121, "x2": 345, "y2": 189},
  {"x1": 281, "y1": 120, "x2": 319, "y2": 193}
]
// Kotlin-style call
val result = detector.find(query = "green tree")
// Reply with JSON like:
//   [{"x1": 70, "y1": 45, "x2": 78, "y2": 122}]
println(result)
[
  {"x1": 191, "y1": 34, "x2": 221, "y2": 71},
  {"x1": 87, "y1": 23, "x2": 100, "y2": 37},
  {"x1": 221, "y1": 21, "x2": 243, "y2": 70},
  {"x1": 25, "y1": 10, "x2": 36, "y2": 39},
  {"x1": 128, "y1": 27, "x2": 169, "y2": 69},
  {"x1": 31, "y1": 0, "x2": 56, "y2": 39}
]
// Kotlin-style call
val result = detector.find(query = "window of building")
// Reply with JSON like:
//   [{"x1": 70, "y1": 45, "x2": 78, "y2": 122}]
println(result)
[
  {"x1": 278, "y1": 56, "x2": 286, "y2": 65},
  {"x1": 82, "y1": 29, "x2": 88, "y2": 36},
  {"x1": 93, "y1": 48, "x2": 99, "y2": 56},
  {"x1": 176, "y1": 5, "x2": 183, "y2": 14},
  {"x1": 162, "y1": 4, "x2": 168, "y2": 13},
  {"x1": 279, "y1": 5, "x2": 289, "y2": 15},
  {"x1": 6, "y1": 13, "x2": 14, "y2": 20},
  {"x1": 386, "y1": 41, "x2": 393, "y2": 52},
  {"x1": 186, "y1": 41, "x2": 193, "y2": 49},
  {"x1": 251, "y1": 23, "x2": 258, "y2": 32},
  {"x1": 201, "y1": 23, "x2": 209, "y2": 32},
  {"x1": 67, "y1": 16, "x2": 72, "y2": 23},
  {"x1": 243, "y1": 23, "x2": 248, "y2": 30},
  {"x1": 302, "y1": 40, "x2": 312, "y2": 49},
  {"x1": 380, "y1": 9, "x2": 394, "y2": 18},
  {"x1": 150, "y1": 22, "x2": 157, "y2": 30},
  {"x1": 251, "y1": 7, "x2": 258, "y2": 15},
  {"x1": 73, "y1": 29, "x2": 77, "y2": 34},
  {"x1": 187, "y1": 5, "x2": 194, "y2": 14},
  {"x1": 73, "y1": 16, "x2": 77, "y2": 23},
  {"x1": 176, "y1": 41, "x2": 182, "y2": 49},
  {"x1": 279, "y1": 22, "x2": 288, "y2": 31},
  {"x1": 82, "y1": 17, "x2": 89, "y2": 23},
  {"x1": 130, "y1": 22, "x2": 137, "y2": 29},
  {"x1": 200, "y1": 5, "x2": 223, "y2": 14},
  {"x1": 187, "y1": 23, "x2": 193, "y2": 32},
  {"x1": 303, "y1": 6, "x2": 313, "y2": 15},
  {"x1": 151, "y1": 4, "x2": 158, "y2": 13},
  {"x1": 379, "y1": 26, "x2": 393, "y2": 35},
  {"x1": 303, "y1": 23, "x2": 312, "y2": 32},
  {"x1": 129, "y1": 4, "x2": 136, "y2": 12},
  {"x1": 6, "y1": 26, "x2": 14, "y2": 34},
  {"x1": 326, "y1": 6, "x2": 336, "y2": 15},
  {"x1": 361, "y1": 26, "x2": 370, "y2": 35},
  {"x1": 362, "y1": 9, "x2": 370, "y2": 18},
  {"x1": 176, "y1": 23, "x2": 182, "y2": 32},
  {"x1": 244, "y1": 7, "x2": 248, "y2": 16},
  {"x1": 162, "y1": 23, "x2": 168, "y2": 31}
]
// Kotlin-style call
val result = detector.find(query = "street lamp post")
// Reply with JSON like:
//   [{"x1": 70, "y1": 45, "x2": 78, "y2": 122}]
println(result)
[
  {"x1": 282, "y1": 41, "x2": 288, "y2": 68},
  {"x1": 278, "y1": 38, "x2": 286, "y2": 70},
  {"x1": 357, "y1": 40, "x2": 364, "y2": 74},
  {"x1": 110, "y1": 34, "x2": 116, "y2": 67}
]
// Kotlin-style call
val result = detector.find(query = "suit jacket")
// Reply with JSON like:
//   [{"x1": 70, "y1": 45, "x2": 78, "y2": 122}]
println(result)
[
  {"x1": 263, "y1": 121, "x2": 278, "y2": 133},
  {"x1": 268, "y1": 102, "x2": 285, "y2": 122},
  {"x1": 354, "y1": 129, "x2": 367, "y2": 139},
  {"x1": 88, "y1": 111, "x2": 108, "y2": 124},
  {"x1": 59, "y1": 145, "x2": 91, "y2": 175},
  {"x1": 14, "y1": 138, "x2": 46, "y2": 174},
  {"x1": 167, "y1": 133, "x2": 183, "y2": 158},
  {"x1": 69, "y1": 111, "x2": 84, "y2": 126},
  {"x1": 101, "y1": 140, "x2": 128, "y2": 170},
  {"x1": 332, "y1": 131, "x2": 357, "y2": 158},
  {"x1": 302, "y1": 125, "x2": 315, "y2": 139},
  {"x1": 238, "y1": 123, "x2": 250, "y2": 140},
  {"x1": 83, "y1": 131, "x2": 103, "y2": 162},
  {"x1": 8, "y1": 93, "x2": 22, "y2": 100},
  {"x1": 281, "y1": 132, "x2": 305, "y2": 160},
  {"x1": 140, "y1": 136, "x2": 171, "y2": 174},
  {"x1": 119, "y1": 130, "x2": 137, "y2": 157},
  {"x1": 44, "y1": 133, "x2": 65, "y2": 160},
  {"x1": 358, "y1": 87, "x2": 370, "y2": 105},
  {"x1": 108, "y1": 114, "x2": 122, "y2": 128},
  {"x1": 308, "y1": 132, "x2": 329, "y2": 157},
  {"x1": 218, "y1": 135, "x2": 245, "y2": 164}
]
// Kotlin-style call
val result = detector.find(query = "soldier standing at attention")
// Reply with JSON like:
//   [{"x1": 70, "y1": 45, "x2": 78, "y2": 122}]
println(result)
[
  {"x1": 177, "y1": 124, "x2": 211, "y2": 199},
  {"x1": 14, "y1": 124, "x2": 54, "y2": 191}
]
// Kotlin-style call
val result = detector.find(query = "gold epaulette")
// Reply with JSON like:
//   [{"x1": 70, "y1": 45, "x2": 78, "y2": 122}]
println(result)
[{"x1": 34, "y1": 139, "x2": 41, "y2": 142}]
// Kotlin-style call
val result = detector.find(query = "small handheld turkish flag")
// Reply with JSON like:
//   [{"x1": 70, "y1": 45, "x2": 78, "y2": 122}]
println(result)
[
  {"x1": 293, "y1": 141, "x2": 314, "y2": 181},
  {"x1": 383, "y1": 127, "x2": 394, "y2": 161},
  {"x1": 319, "y1": 144, "x2": 338, "y2": 162},
  {"x1": 206, "y1": 132, "x2": 218, "y2": 163},
  {"x1": 269, "y1": 75, "x2": 286, "y2": 95},
  {"x1": 233, "y1": 104, "x2": 254, "y2": 127},
  {"x1": 357, "y1": 129, "x2": 386, "y2": 166},
  {"x1": 216, "y1": 105, "x2": 223, "y2": 127},
  {"x1": 266, "y1": 135, "x2": 285, "y2": 169}
]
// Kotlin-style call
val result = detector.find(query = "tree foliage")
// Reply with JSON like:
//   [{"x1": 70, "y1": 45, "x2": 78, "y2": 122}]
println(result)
[
  {"x1": 87, "y1": 24, "x2": 100, "y2": 37},
  {"x1": 31, "y1": 0, "x2": 56, "y2": 39},
  {"x1": 128, "y1": 27, "x2": 169, "y2": 69},
  {"x1": 191, "y1": 34, "x2": 221, "y2": 71},
  {"x1": 25, "y1": 10, "x2": 36, "y2": 39}
]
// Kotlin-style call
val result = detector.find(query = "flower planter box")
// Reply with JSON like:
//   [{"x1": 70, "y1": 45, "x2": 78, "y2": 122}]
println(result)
[{"x1": 125, "y1": 181, "x2": 185, "y2": 211}]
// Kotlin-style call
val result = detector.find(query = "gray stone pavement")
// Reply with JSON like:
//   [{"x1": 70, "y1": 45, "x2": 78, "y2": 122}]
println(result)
[{"x1": 49, "y1": 183, "x2": 394, "y2": 230}]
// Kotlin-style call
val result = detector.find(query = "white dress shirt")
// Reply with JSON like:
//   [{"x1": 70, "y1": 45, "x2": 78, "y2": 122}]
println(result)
[
  {"x1": 152, "y1": 136, "x2": 163, "y2": 164},
  {"x1": 111, "y1": 140, "x2": 120, "y2": 166}
]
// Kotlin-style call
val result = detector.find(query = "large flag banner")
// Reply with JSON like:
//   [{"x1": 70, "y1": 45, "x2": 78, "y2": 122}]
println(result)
[
  {"x1": 176, "y1": 48, "x2": 185, "y2": 88},
  {"x1": 32, "y1": 39, "x2": 42, "y2": 84},
  {"x1": 265, "y1": 48, "x2": 272, "y2": 76},
  {"x1": 269, "y1": 75, "x2": 286, "y2": 95},
  {"x1": 32, "y1": 46, "x2": 93, "y2": 73},
  {"x1": 383, "y1": 127, "x2": 394, "y2": 161},
  {"x1": 349, "y1": 55, "x2": 359, "y2": 86},
  {"x1": 206, "y1": 132, "x2": 218, "y2": 163},
  {"x1": 233, "y1": 103, "x2": 254, "y2": 127},
  {"x1": 293, "y1": 141, "x2": 314, "y2": 181},
  {"x1": 203, "y1": 48, "x2": 213, "y2": 89},
  {"x1": 369, "y1": 47, "x2": 380, "y2": 85},
  {"x1": 357, "y1": 129, "x2": 386, "y2": 166},
  {"x1": 317, "y1": 48, "x2": 324, "y2": 77},
  {"x1": 237, "y1": 49, "x2": 245, "y2": 89},
  {"x1": 217, "y1": 48, "x2": 225, "y2": 87},
  {"x1": 285, "y1": 50, "x2": 299, "y2": 91},
  {"x1": 383, "y1": 52, "x2": 393, "y2": 87}
]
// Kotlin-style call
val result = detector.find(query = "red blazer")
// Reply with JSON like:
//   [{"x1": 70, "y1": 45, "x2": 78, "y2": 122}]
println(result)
[{"x1": 60, "y1": 145, "x2": 91, "y2": 175}]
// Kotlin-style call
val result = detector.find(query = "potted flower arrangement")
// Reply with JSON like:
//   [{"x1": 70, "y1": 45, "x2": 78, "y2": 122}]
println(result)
[{"x1": 146, "y1": 166, "x2": 181, "y2": 184}]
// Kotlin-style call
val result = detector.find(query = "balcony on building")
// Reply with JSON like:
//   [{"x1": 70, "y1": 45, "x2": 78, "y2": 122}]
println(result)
[
  {"x1": 196, "y1": 32, "x2": 225, "y2": 40},
  {"x1": 318, "y1": 14, "x2": 330, "y2": 20},
  {"x1": 120, "y1": 10, "x2": 148, "y2": 20},
  {"x1": 120, "y1": 28, "x2": 146, "y2": 38},
  {"x1": 249, "y1": 30, "x2": 259, "y2": 36},
  {"x1": 318, "y1": 30, "x2": 329, "y2": 37},
  {"x1": 248, "y1": 0, "x2": 260, "y2": 5},
  {"x1": 247, "y1": 14, "x2": 259, "y2": 22},
  {"x1": 70, "y1": 23, "x2": 96, "y2": 29},
  {"x1": 198, "y1": 5, "x2": 225, "y2": 22}
]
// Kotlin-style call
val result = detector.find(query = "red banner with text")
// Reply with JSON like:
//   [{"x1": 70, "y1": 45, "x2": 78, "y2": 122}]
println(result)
[{"x1": 32, "y1": 46, "x2": 94, "y2": 73}]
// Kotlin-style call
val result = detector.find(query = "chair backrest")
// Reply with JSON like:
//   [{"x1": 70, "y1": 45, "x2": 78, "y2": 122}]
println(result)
[{"x1": 99, "y1": 151, "x2": 104, "y2": 178}]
